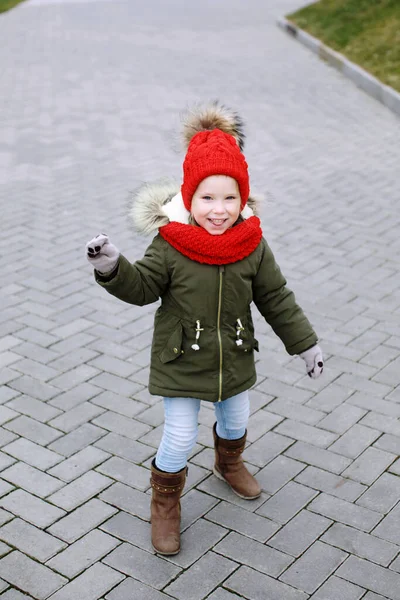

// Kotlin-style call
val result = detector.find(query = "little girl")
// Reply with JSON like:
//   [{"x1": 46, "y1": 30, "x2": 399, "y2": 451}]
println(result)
[{"x1": 86, "y1": 102, "x2": 323, "y2": 556}]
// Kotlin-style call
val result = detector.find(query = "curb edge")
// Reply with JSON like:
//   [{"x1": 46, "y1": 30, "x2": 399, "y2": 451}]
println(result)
[{"x1": 277, "y1": 17, "x2": 400, "y2": 118}]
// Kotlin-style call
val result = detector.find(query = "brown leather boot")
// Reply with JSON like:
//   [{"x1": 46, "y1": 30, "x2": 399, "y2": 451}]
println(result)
[
  {"x1": 213, "y1": 423, "x2": 261, "y2": 499},
  {"x1": 150, "y1": 459, "x2": 187, "y2": 555}
]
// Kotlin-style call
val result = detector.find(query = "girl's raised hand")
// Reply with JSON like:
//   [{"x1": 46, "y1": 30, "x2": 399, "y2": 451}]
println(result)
[
  {"x1": 86, "y1": 234, "x2": 120, "y2": 274},
  {"x1": 299, "y1": 344, "x2": 324, "y2": 379}
]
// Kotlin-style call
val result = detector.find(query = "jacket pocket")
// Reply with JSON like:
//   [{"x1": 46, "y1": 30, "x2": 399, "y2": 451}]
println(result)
[
  {"x1": 234, "y1": 317, "x2": 259, "y2": 352},
  {"x1": 159, "y1": 322, "x2": 183, "y2": 363}
]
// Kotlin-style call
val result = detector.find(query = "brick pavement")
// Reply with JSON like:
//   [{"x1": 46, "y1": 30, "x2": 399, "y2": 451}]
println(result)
[{"x1": 1, "y1": 0, "x2": 400, "y2": 598}]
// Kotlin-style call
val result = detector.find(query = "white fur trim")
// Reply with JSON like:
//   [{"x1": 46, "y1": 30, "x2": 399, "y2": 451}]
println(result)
[
  {"x1": 161, "y1": 192, "x2": 190, "y2": 224},
  {"x1": 240, "y1": 204, "x2": 254, "y2": 219}
]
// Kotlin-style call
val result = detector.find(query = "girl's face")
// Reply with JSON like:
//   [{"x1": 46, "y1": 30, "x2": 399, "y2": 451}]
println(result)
[{"x1": 191, "y1": 175, "x2": 241, "y2": 235}]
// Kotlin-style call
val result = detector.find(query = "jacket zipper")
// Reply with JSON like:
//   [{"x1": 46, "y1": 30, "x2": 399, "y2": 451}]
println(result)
[{"x1": 217, "y1": 265, "x2": 224, "y2": 401}]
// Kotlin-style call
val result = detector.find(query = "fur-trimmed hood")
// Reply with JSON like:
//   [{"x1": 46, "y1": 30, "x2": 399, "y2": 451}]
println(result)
[{"x1": 130, "y1": 179, "x2": 258, "y2": 235}]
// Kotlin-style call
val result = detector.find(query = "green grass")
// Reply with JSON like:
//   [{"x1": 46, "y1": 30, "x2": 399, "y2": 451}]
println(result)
[
  {"x1": 0, "y1": 0, "x2": 27, "y2": 13},
  {"x1": 288, "y1": 0, "x2": 400, "y2": 92}
]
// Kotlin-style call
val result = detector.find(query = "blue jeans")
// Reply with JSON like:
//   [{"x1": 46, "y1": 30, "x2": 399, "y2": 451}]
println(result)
[{"x1": 155, "y1": 390, "x2": 250, "y2": 473}]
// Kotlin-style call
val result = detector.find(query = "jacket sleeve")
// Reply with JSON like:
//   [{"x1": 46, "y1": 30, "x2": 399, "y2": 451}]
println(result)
[
  {"x1": 252, "y1": 239, "x2": 318, "y2": 355},
  {"x1": 94, "y1": 235, "x2": 170, "y2": 306}
]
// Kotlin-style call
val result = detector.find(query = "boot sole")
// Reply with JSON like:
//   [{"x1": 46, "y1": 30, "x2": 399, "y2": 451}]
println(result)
[
  {"x1": 152, "y1": 544, "x2": 180, "y2": 556},
  {"x1": 212, "y1": 467, "x2": 261, "y2": 500}
]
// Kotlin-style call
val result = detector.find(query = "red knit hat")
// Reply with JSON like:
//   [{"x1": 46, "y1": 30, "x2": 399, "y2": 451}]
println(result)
[{"x1": 181, "y1": 128, "x2": 250, "y2": 211}]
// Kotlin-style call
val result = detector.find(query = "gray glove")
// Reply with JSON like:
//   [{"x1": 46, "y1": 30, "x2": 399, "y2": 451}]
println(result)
[
  {"x1": 299, "y1": 344, "x2": 324, "y2": 379},
  {"x1": 86, "y1": 234, "x2": 120, "y2": 274}
]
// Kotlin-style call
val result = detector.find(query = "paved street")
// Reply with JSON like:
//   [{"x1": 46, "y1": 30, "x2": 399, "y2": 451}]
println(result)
[{"x1": 1, "y1": 0, "x2": 400, "y2": 598}]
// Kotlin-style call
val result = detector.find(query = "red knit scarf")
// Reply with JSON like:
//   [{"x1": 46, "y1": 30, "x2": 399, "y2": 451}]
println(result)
[{"x1": 159, "y1": 216, "x2": 262, "y2": 265}]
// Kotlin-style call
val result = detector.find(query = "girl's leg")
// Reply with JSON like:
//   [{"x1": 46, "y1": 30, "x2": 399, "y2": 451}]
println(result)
[
  {"x1": 156, "y1": 397, "x2": 201, "y2": 472},
  {"x1": 214, "y1": 390, "x2": 250, "y2": 440},
  {"x1": 213, "y1": 390, "x2": 260, "y2": 499}
]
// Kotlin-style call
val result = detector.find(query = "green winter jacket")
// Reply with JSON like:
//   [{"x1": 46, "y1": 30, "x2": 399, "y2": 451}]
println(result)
[{"x1": 95, "y1": 232, "x2": 318, "y2": 403}]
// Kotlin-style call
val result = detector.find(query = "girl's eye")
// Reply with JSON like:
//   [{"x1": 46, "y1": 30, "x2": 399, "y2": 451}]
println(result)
[
  {"x1": 202, "y1": 196, "x2": 212, "y2": 200},
  {"x1": 226, "y1": 196, "x2": 236, "y2": 200}
]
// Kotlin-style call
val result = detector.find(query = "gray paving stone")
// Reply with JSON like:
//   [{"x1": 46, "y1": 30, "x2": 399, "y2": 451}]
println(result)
[
  {"x1": 341, "y1": 447, "x2": 396, "y2": 485},
  {"x1": 308, "y1": 493, "x2": 383, "y2": 532},
  {"x1": 48, "y1": 403, "x2": 105, "y2": 433},
  {"x1": 94, "y1": 432, "x2": 155, "y2": 464},
  {"x1": 280, "y1": 540, "x2": 347, "y2": 594},
  {"x1": 48, "y1": 423, "x2": 107, "y2": 457},
  {"x1": 374, "y1": 433, "x2": 400, "y2": 454},
  {"x1": 329, "y1": 424, "x2": 381, "y2": 459},
  {"x1": 269, "y1": 509, "x2": 332, "y2": 557},
  {"x1": 180, "y1": 488, "x2": 218, "y2": 531},
  {"x1": 164, "y1": 551, "x2": 237, "y2": 600},
  {"x1": 0, "y1": 551, "x2": 67, "y2": 599},
  {"x1": 0, "y1": 453, "x2": 15, "y2": 472},
  {"x1": 256, "y1": 481, "x2": 317, "y2": 524},
  {"x1": 0, "y1": 429, "x2": 17, "y2": 448},
  {"x1": 0, "y1": 518, "x2": 67, "y2": 562},
  {"x1": 8, "y1": 376, "x2": 59, "y2": 402},
  {"x1": 321, "y1": 523, "x2": 398, "y2": 567},
  {"x1": 103, "y1": 542, "x2": 181, "y2": 590},
  {"x1": 318, "y1": 403, "x2": 366, "y2": 434},
  {"x1": 337, "y1": 555, "x2": 400, "y2": 600},
  {"x1": 89, "y1": 374, "x2": 143, "y2": 399},
  {"x1": 46, "y1": 529, "x2": 120, "y2": 578},
  {"x1": 243, "y1": 431, "x2": 294, "y2": 468},
  {"x1": 306, "y1": 384, "x2": 353, "y2": 412},
  {"x1": 0, "y1": 509, "x2": 13, "y2": 527},
  {"x1": 348, "y1": 392, "x2": 400, "y2": 418},
  {"x1": 167, "y1": 518, "x2": 229, "y2": 569},
  {"x1": 49, "y1": 384, "x2": 102, "y2": 411},
  {"x1": 335, "y1": 374, "x2": 392, "y2": 399},
  {"x1": 1, "y1": 462, "x2": 64, "y2": 497},
  {"x1": 205, "y1": 500, "x2": 279, "y2": 542},
  {"x1": 2, "y1": 438, "x2": 63, "y2": 471},
  {"x1": 285, "y1": 441, "x2": 352, "y2": 475},
  {"x1": 256, "y1": 455, "x2": 305, "y2": 494},
  {"x1": 310, "y1": 575, "x2": 365, "y2": 600},
  {"x1": 4, "y1": 416, "x2": 62, "y2": 446},
  {"x1": 46, "y1": 562, "x2": 124, "y2": 600},
  {"x1": 215, "y1": 530, "x2": 293, "y2": 577},
  {"x1": 0, "y1": 481, "x2": 13, "y2": 500},
  {"x1": 256, "y1": 378, "x2": 313, "y2": 404},
  {"x1": 47, "y1": 499, "x2": 118, "y2": 544},
  {"x1": 389, "y1": 554, "x2": 400, "y2": 574},
  {"x1": 92, "y1": 412, "x2": 151, "y2": 441},
  {"x1": 0, "y1": 406, "x2": 19, "y2": 427},
  {"x1": 0, "y1": 543, "x2": 10, "y2": 558},
  {"x1": 100, "y1": 511, "x2": 153, "y2": 553},
  {"x1": 225, "y1": 565, "x2": 308, "y2": 600},
  {"x1": 265, "y1": 398, "x2": 324, "y2": 426},
  {"x1": 362, "y1": 594, "x2": 389, "y2": 600},
  {"x1": 90, "y1": 391, "x2": 146, "y2": 419},
  {"x1": 0, "y1": 387, "x2": 20, "y2": 405},
  {"x1": 198, "y1": 475, "x2": 269, "y2": 512},
  {"x1": 373, "y1": 503, "x2": 400, "y2": 545},
  {"x1": 48, "y1": 446, "x2": 110, "y2": 482},
  {"x1": 0, "y1": 489, "x2": 66, "y2": 528},
  {"x1": 360, "y1": 413, "x2": 400, "y2": 437},
  {"x1": 356, "y1": 473, "x2": 400, "y2": 513},
  {"x1": 96, "y1": 457, "x2": 150, "y2": 491},
  {"x1": 295, "y1": 465, "x2": 366, "y2": 501},
  {"x1": 105, "y1": 577, "x2": 173, "y2": 600},
  {"x1": 274, "y1": 420, "x2": 338, "y2": 448},
  {"x1": 184, "y1": 462, "x2": 210, "y2": 493},
  {"x1": 99, "y1": 482, "x2": 151, "y2": 521},
  {"x1": 47, "y1": 470, "x2": 113, "y2": 511}
]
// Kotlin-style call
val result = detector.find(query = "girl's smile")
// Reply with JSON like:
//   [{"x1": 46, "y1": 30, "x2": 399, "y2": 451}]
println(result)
[{"x1": 191, "y1": 175, "x2": 241, "y2": 235}]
